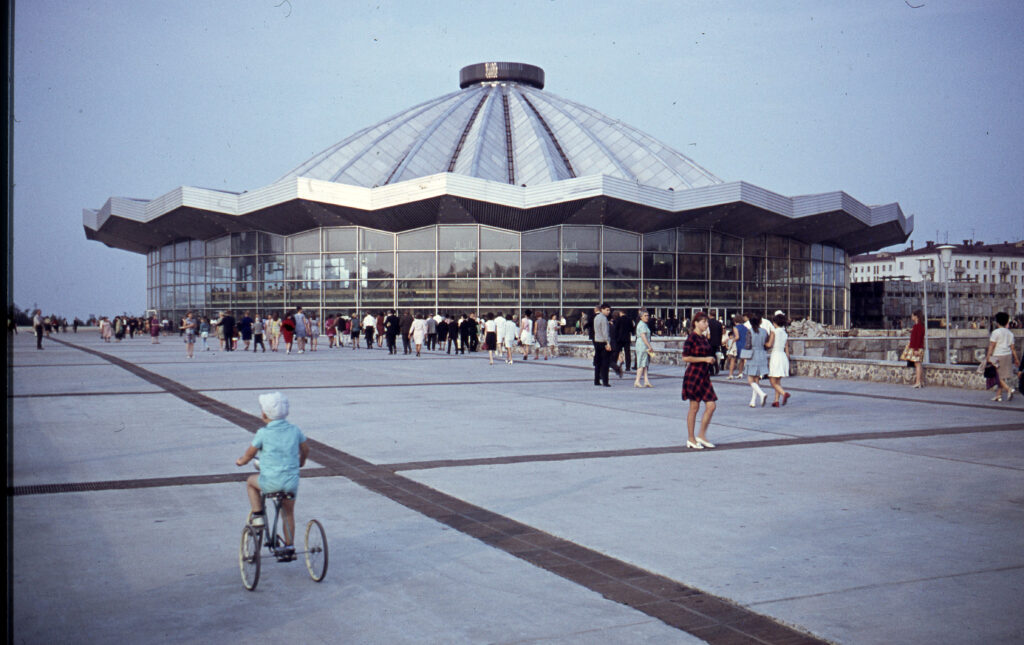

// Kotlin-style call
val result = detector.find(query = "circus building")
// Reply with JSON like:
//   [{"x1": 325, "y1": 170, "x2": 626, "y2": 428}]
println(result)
[{"x1": 84, "y1": 62, "x2": 912, "y2": 326}]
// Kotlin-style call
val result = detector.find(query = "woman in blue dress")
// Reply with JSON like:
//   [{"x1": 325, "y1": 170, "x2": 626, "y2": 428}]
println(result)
[
  {"x1": 633, "y1": 310, "x2": 655, "y2": 388},
  {"x1": 744, "y1": 312, "x2": 771, "y2": 408}
]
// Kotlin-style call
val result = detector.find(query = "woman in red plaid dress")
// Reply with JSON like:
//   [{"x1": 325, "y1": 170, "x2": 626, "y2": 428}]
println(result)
[{"x1": 682, "y1": 312, "x2": 718, "y2": 450}]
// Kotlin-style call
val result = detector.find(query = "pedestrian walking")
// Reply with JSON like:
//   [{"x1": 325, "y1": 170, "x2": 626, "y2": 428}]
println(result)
[
  {"x1": 767, "y1": 313, "x2": 791, "y2": 406},
  {"x1": 744, "y1": 312, "x2": 770, "y2": 408}
]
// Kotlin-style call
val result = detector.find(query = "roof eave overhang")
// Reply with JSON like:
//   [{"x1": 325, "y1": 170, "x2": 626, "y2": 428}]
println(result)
[{"x1": 85, "y1": 173, "x2": 911, "y2": 255}]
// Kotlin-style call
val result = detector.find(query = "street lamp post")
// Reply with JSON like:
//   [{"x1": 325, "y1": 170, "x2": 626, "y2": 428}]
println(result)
[
  {"x1": 937, "y1": 244, "x2": 956, "y2": 364},
  {"x1": 918, "y1": 258, "x2": 934, "y2": 364}
]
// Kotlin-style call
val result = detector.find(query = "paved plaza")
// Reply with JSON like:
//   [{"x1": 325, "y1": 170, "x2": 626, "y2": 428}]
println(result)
[{"x1": 8, "y1": 331, "x2": 1024, "y2": 644}]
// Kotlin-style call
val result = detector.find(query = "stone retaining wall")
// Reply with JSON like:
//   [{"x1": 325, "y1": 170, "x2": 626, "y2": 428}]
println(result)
[{"x1": 552, "y1": 339, "x2": 991, "y2": 389}]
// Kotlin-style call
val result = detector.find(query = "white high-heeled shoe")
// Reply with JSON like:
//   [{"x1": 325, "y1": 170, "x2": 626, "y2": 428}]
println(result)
[
  {"x1": 686, "y1": 440, "x2": 704, "y2": 450},
  {"x1": 696, "y1": 437, "x2": 715, "y2": 449}
]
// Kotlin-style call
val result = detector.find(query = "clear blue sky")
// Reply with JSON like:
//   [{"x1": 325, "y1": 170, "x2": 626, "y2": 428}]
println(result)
[{"x1": 12, "y1": 0, "x2": 1024, "y2": 318}]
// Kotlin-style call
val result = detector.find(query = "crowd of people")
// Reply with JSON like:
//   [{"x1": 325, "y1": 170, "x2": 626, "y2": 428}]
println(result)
[{"x1": 169, "y1": 308, "x2": 570, "y2": 361}]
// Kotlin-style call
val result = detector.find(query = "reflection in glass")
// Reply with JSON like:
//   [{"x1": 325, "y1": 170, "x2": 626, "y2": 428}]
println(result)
[
  {"x1": 206, "y1": 236, "x2": 230, "y2": 257},
  {"x1": 325, "y1": 228, "x2": 357, "y2": 252},
  {"x1": 678, "y1": 281, "x2": 707, "y2": 305},
  {"x1": 766, "y1": 235, "x2": 788, "y2": 258},
  {"x1": 360, "y1": 252, "x2": 395, "y2": 279},
  {"x1": 324, "y1": 254, "x2": 357, "y2": 280},
  {"x1": 361, "y1": 229, "x2": 394, "y2": 251},
  {"x1": 287, "y1": 230, "x2": 320, "y2": 253},
  {"x1": 522, "y1": 227, "x2": 558, "y2": 250},
  {"x1": 521, "y1": 279, "x2": 559, "y2": 304},
  {"x1": 439, "y1": 226, "x2": 478, "y2": 250},
  {"x1": 604, "y1": 280, "x2": 639, "y2": 302},
  {"x1": 562, "y1": 279, "x2": 600, "y2": 303},
  {"x1": 709, "y1": 281, "x2": 741, "y2": 307},
  {"x1": 710, "y1": 255, "x2": 741, "y2": 281},
  {"x1": 190, "y1": 259, "x2": 204, "y2": 282},
  {"x1": 479, "y1": 279, "x2": 519, "y2": 305},
  {"x1": 360, "y1": 279, "x2": 394, "y2": 306},
  {"x1": 562, "y1": 226, "x2": 600, "y2": 250},
  {"x1": 745, "y1": 236, "x2": 766, "y2": 257},
  {"x1": 743, "y1": 256, "x2": 766, "y2": 286},
  {"x1": 643, "y1": 253, "x2": 674, "y2": 280},
  {"x1": 262, "y1": 282, "x2": 285, "y2": 311},
  {"x1": 643, "y1": 229, "x2": 675, "y2": 252},
  {"x1": 678, "y1": 255, "x2": 708, "y2": 280},
  {"x1": 437, "y1": 279, "x2": 477, "y2": 308},
  {"x1": 260, "y1": 233, "x2": 284, "y2": 254},
  {"x1": 323, "y1": 281, "x2": 356, "y2": 307},
  {"x1": 480, "y1": 227, "x2": 519, "y2": 250},
  {"x1": 397, "y1": 280, "x2": 436, "y2": 307},
  {"x1": 438, "y1": 251, "x2": 477, "y2": 278},
  {"x1": 766, "y1": 258, "x2": 789, "y2": 282},
  {"x1": 286, "y1": 254, "x2": 321, "y2": 281},
  {"x1": 603, "y1": 228, "x2": 639, "y2": 252},
  {"x1": 643, "y1": 281, "x2": 674, "y2": 304},
  {"x1": 678, "y1": 229, "x2": 709, "y2": 253},
  {"x1": 206, "y1": 257, "x2": 232, "y2": 282},
  {"x1": 233, "y1": 232, "x2": 259, "y2": 255},
  {"x1": 711, "y1": 232, "x2": 742, "y2": 254},
  {"x1": 522, "y1": 251, "x2": 560, "y2": 278},
  {"x1": 190, "y1": 239, "x2": 204, "y2": 258},
  {"x1": 479, "y1": 252, "x2": 519, "y2": 278},
  {"x1": 398, "y1": 227, "x2": 436, "y2": 250},
  {"x1": 603, "y1": 253, "x2": 639, "y2": 278},
  {"x1": 562, "y1": 251, "x2": 599, "y2": 278},
  {"x1": 397, "y1": 252, "x2": 436, "y2": 279},
  {"x1": 233, "y1": 256, "x2": 258, "y2": 282}
]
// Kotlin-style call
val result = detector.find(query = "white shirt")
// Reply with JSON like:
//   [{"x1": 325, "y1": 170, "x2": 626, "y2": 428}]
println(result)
[
  {"x1": 494, "y1": 316, "x2": 506, "y2": 342},
  {"x1": 362, "y1": 314, "x2": 376, "y2": 329},
  {"x1": 990, "y1": 327, "x2": 1014, "y2": 357}
]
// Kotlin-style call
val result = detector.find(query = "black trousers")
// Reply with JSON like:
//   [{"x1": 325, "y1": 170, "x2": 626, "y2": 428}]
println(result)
[
  {"x1": 402, "y1": 334, "x2": 411, "y2": 354},
  {"x1": 593, "y1": 342, "x2": 611, "y2": 384},
  {"x1": 35, "y1": 325, "x2": 43, "y2": 349},
  {"x1": 619, "y1": 344, "x2": 632, "y2": 371},
  {"x1": 386, "y1": 332, "x2": 398, "y2": 353},
  {"x1": 253, "y1": 334, "x2": 265, "y2": 351},
  {"x1": 364, "y1": 327, "x2": 374, "y2": 348}
]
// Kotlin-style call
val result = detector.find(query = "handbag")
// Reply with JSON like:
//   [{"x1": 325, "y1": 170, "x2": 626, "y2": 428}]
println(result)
[{"x1": 739, "y1": 327, "x2": 754, "y2": 359}]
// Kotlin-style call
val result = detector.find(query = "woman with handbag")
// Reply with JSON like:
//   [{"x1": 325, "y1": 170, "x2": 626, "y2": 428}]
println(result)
[
  {"x1": 902, "y1": 310, "x2": 926, "y2": 388},
  {"x1": 743, "y1": 312, "x2": 770, "y2": 408}
]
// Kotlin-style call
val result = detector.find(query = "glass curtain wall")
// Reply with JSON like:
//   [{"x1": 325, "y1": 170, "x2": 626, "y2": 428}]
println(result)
[{"x1": 148, "y1": 225, "x2": 850, "y2": 327}]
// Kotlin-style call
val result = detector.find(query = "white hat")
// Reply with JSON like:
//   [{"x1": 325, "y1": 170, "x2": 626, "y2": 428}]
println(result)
[
  {"x1": 258, "y1": 392, "x2": 289, "y2": 420},
  {"x1": 774, "y1": 310, "x2": 785, "y2": 317}
]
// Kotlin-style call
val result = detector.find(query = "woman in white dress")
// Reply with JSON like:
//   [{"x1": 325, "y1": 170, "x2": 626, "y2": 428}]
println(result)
[
  {"x1": 766, "y1": 313, "x2": 791, "y2": 407},
  {"x1": 546, "y1": 314, "x2": 560, "y2": 358},
  {"x1": 519, "y1": 310, "x2": 535, "y2": 360},
  {"x1": 410, "y1": 314, "x2": 428, "y2": 357}
]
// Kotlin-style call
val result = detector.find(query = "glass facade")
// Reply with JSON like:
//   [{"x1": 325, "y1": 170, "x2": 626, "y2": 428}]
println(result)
[{"x1": 148, "y1": 224, "x2": 849, "y2": 327}]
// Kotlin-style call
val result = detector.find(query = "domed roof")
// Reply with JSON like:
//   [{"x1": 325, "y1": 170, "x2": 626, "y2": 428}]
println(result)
[{"x1": 279, "y1": 62, "x2": 723, "y2": 191}]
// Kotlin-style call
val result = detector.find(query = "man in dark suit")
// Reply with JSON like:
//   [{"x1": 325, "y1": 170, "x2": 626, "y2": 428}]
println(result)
[
  {"x1": 707, "y1": 312, "x2": 724, "y2": 375},
  {"x1": 399, "y1": 311, "x2": 414, "y2": 355},
  {"x1": 385, "y1": 310, "x2": 401, "y2": 354},
  {"x1": 217, "y1": 310, "x2": 236, "y2": 351}
]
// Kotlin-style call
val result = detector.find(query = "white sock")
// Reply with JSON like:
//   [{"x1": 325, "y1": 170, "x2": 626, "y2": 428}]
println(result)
[{"x1": 750, "y1": 382, "x2": 765, "y2": 397}]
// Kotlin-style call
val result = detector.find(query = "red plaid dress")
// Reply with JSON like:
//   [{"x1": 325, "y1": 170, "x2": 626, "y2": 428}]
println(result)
[{"x1": 682, "y1": 334, "x2": 718, "y2": 402}]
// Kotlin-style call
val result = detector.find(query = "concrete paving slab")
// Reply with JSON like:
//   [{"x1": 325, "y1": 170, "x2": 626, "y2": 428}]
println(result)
[
  {"x1": 12, "y1": 478, "x2": 699, "y2": 645},
  {"x1": 10, "y1": 332, "x2": 1024, "y2": 644}
]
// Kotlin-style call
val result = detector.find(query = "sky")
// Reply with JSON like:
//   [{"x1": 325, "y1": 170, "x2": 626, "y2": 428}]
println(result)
[{"x1": 11, "y1": 0, "x2": 1024, "y2": 319}]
